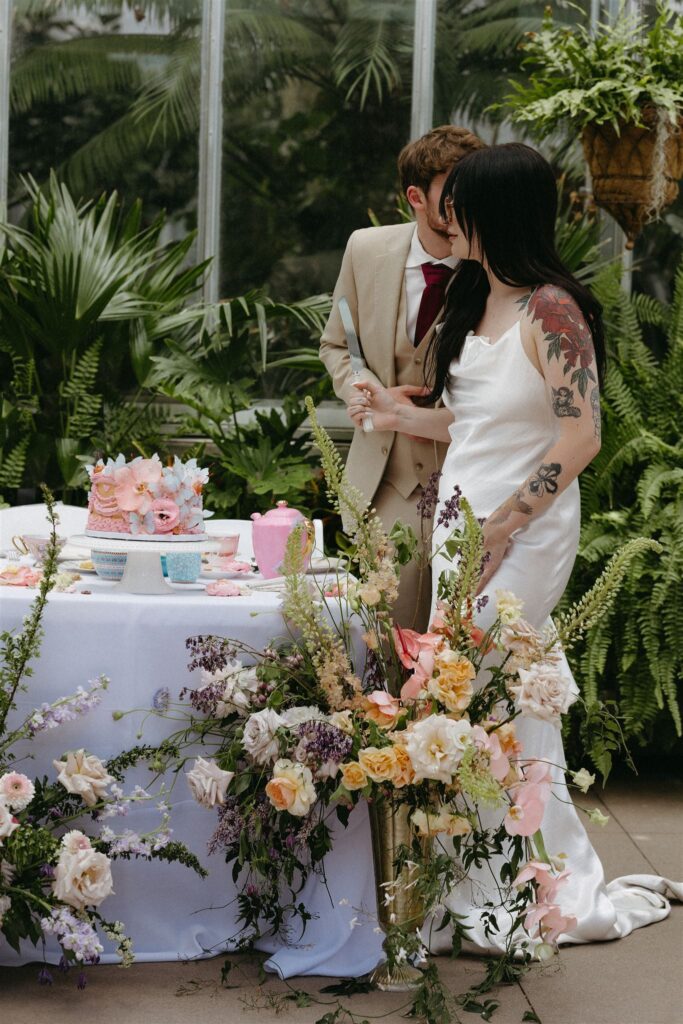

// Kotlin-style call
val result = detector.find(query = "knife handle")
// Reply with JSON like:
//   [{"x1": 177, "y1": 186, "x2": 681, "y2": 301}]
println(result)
[{"x1": 351, "y1": 372, "x2": 374, "y2": 432}]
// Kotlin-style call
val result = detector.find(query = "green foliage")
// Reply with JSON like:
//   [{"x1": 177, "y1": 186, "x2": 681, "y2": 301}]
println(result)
[
  {"x1": 502, "y1": 3, "x2": 683, "y2": 136},
  {"x1": 562, "y1": 259, "x2": 683, "y2": 758},
  {"x1": 0, "y1": 176, "x2": 210, "y2": 501}
]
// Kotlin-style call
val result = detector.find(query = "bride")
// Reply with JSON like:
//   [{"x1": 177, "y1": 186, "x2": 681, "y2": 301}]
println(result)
[{"x1": 348, "y1": 142, "x2": 679, "y2": 952}]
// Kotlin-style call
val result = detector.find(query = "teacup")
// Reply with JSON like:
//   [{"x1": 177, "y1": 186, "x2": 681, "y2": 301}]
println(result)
[
  {"x1": 12, "y1": 534, "x2": 66, "y2": 563},
  {"x1": 92, "y1": 550, "x2": 128, "y2": 581},
  {"x1": 166, "y1": 551, "x2": 202, "y2": 583},
  {"x1": 216, "y1": 534, "x2": 240, "y2": 557}
]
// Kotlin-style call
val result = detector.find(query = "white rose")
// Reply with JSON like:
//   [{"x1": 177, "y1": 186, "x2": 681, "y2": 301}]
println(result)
[
  {"x1": 403, "y1": 715, "x2": 473, "y2": 784},
  {"x1": 571, "y1": 768, "x2": 595, "y2": 794},
  {"x1": 265, "y1": 758, "x2": 317, "y2": 817},
  {"x1": 214, "y1": 662, "x2": 260, "y2": 717},
  {"x1": 53, "y1": 750, "x2": 113, "y2": 808},
  {"x1": 510, "y1": 662, "x2": 576, "y2": 723},
  {"x1": 0, "y1": 801, "x2": 19, "y2": 844},
  {"x1": 329, "y1": 710, "x2": 354, "y2": 735},
  {"x1": 411, "y1": 808, "x2": 472, "y2": 837},
  {"x1": 495, "y1": 589, "x2": 525, "y2": 626},
  {"x1": 52, "y1": 845, "x2": 114, "y2": 910},
  {"x1": 242, "y1": 708, "x2": 285, "y2": 765},
  {"x1": 0, "y1": 894, "x2": 11, "y2": 922},
  {"x1": 185, "y1": 757, "x2": 234, "y2": 808},
  {"x1": 280, "y1": 705, "x2": 328, "y2": 728}
]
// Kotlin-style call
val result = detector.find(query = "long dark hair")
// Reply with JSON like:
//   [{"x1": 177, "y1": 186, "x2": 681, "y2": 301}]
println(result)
[{"x1": 422, "y1": 142, "x2": 605, "y2": 403}]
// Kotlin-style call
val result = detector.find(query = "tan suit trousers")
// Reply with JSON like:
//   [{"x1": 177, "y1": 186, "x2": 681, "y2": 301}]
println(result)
[{"x1": 373, "y1": 480, "x2": 433, "y2": 633}]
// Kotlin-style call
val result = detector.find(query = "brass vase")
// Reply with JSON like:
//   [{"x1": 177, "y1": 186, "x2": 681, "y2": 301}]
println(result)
[{"x1": 368, "y1": 798, "x2": 429, "y2": 992}]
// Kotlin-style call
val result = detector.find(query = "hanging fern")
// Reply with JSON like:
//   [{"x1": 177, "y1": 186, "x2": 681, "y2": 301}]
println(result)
[{"x1": 562, "y1": 261, "x2": 683, "y2": 763}]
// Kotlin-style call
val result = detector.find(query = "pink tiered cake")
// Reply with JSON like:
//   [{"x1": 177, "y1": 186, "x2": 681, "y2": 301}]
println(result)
[{"x1": 85, "y1": 454, "x2": 209, "y2": 540}]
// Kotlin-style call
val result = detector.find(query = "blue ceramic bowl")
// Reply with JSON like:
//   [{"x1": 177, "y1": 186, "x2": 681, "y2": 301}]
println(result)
[{"x1": 92, "y1": 550, "x2": 128, "y2": 581}]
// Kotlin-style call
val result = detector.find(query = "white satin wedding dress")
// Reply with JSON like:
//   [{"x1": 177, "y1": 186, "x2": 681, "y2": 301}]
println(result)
[{"x1": 429, "y1": 320, "x2": 682, "y2": 954}]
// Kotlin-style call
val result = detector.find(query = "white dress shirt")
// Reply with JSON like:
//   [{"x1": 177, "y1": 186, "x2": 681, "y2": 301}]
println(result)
[{"x1": 404, "y1": 227, "x2": 457, "y2": 344}]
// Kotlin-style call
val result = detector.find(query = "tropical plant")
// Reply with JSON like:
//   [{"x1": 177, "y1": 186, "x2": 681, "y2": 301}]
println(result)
[
  {"x1": 562, "y1": 260, "x2": 683, "y2": 763},
  {"x1": 0, "y1": 175, "x2": 209, "y2": 501},
  {"x1": 149, "y1": 290, "x2": 334, "y2": 519},
  {"x1": 502, "y1": 3, "x2": 683, "y2": 135}
]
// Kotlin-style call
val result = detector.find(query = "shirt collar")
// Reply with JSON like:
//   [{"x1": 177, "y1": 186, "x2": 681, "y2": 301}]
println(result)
[{"x1": 405, "y1": 225, "x2": 457, "y2": 269}]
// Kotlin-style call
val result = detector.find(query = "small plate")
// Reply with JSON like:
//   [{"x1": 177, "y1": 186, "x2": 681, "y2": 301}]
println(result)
[{"x1": 60, "y1": 559, "x2": 98, "y2": 575}]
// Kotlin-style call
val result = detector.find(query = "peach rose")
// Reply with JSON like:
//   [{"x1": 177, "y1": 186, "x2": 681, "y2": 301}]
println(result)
[
  {"x1": 265, "y1": 759, "x2": 316, "y2": 817},
  {"x1": 390, "y1": 743, "x2": 415, "y2": 788},
  {"x1": 428, "y1": 651, "x2": 475, "y2": 713},
  {"x1": 358, "y1": 746, "x2": 397, "y2": 783},
  {"x1": 364, "y1": 691, "x2": 400, "y2": 728},
  {"x1": 340, "y1": 761, "x2": 368, "y2": 791}
]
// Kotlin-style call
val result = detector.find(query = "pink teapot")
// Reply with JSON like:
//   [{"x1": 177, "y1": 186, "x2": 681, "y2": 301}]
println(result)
[{"x1": 251, "y1": 501, "x2": 315, "y2": 579}]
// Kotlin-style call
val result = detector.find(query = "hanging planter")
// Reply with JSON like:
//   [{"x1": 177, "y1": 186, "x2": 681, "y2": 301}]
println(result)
[
  {"x1": 502, "y1": 4, "x2": 683, "y2": 246},
  {"x1": 582, "y1": 106, "x2": 683, "y2": 248}
]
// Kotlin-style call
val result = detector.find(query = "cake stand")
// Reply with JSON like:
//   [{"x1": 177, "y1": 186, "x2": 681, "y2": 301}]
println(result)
[{"x1": 70, "y1": 535, "x2": 218, "y2": 596}]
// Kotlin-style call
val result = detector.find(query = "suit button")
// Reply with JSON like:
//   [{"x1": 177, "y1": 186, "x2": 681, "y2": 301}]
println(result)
[
  {"x1": 381, "y1": 446, "x2": 388, "y2": 455},
  {"x1": 414, "y1": 356, "x2": 422, "y2": 365},
  {"x1": 416, "y1": 462, "x2": 423, "y2": 471}
]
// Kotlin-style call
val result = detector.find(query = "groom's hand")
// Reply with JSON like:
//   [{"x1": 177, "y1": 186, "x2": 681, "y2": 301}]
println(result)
[{"x1": 387, "y1": 385, "x2": 431, "y2": 443}]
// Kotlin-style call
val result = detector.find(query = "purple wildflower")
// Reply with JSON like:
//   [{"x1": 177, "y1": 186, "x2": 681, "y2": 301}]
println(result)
[
  {"x1": 152, "y1": 687, "x2": 170, "y2": 711},
  {"x1": 41, "y1": 908, "x2": 103, "y2": 964},
  {"x1": 179, "y1": 678, "x2": 225, "y2": 715},
  {"x1": 436, "y1": 485, "x2": 462, "y2": 528},
  {"x1": 38, "y1": 967, "x2": 53, "y2": 986},
  {"x1": 77, "y1": 971, "x2": 87, "y2": 990},
  {"x1": 186, "y1": 635, "x2": 236, "y2": 674},
  {"x1": 293, "y1": 721, "x2": 352, "y2": 778},
  {"x1": 28, "y1": 676, "x2": 109, "y2": 735},
  {"x1": 208, "y1": 797, "x2": 244, "y2": 854},
  {"x1": 417, "y1": 471, "x2": 441, "y2": 520},
  {"x1": 475, "y1": 594, "x2": 489, "y2": 613}
]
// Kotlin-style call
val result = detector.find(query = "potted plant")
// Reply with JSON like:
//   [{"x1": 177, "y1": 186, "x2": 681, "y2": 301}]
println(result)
[{"x1": 503, "y1": 3, "x2": 683, "y2": 247}]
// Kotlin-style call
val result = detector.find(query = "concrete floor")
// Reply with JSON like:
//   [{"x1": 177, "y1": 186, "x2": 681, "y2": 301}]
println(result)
[{"x1": 1, "y1": 777, "x2": 681, "y2": 1024}]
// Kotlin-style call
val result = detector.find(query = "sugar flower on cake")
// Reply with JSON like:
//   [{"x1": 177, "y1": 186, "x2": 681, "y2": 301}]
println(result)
[
  {"x1": 403, "y1": 715, "x2": 473, "y2": 784},
  {"x1": 265, "y1": 759, "x2": 316, "y2": 817},
  {"x1": 242, "y1": 708, "x2": 285, "y2": 764},
  {"x1": 186, "y1": 757, "x2": 234, "y2": 808},
  {"x1": 53, "y1": 750, "x2": 114, "y2": 807},
  {"x1": 113, "y1": 456, "x2": 163, "y2": 514},
  {"x1": 151, "y1": 498, "x2": 180, "y2": 534},
  {"x1": 0, "y1": 771, "x2": 35, "y2": 811},
  {"x1": 52, "y1": 832, "x2": 114, "y2": 910}
]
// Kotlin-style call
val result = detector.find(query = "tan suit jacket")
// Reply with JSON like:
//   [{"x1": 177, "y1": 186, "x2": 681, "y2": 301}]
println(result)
[{"x1": 319, "y1": 222, "x2": 448, "y2": 504}]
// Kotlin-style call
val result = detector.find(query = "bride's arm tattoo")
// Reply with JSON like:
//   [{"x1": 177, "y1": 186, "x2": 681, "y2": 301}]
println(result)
[
  {"x1": 488, "y1": 488, "x2": 533, "y2": 526},
  {"x1": 528, "y1": 285, "x2": 597, "y2": 400},
  {"x1": 528, "y1": 462, "x2": 562, "y2": 496}
]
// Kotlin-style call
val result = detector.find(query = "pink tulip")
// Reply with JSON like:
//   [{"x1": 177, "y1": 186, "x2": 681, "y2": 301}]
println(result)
[
  {"x1": 114, "y1": 459, "x2": 163, "y2": 514},
  {"x1": 366, "y1": 690, "x2": 400, "y2": 721}
]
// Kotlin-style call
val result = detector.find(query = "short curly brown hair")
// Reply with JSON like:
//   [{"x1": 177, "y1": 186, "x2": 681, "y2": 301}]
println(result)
[{"x1": 397, "y1": 125, "x2": 486, "y2": 195}]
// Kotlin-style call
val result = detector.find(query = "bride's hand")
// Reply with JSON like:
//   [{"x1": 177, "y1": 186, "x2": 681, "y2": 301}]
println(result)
[
  {"x1": 477, "y1": 521, "x2": 513, "y2": 595},
  {"x1": 347, "y1": 380, "x2": 401, "y2": 432}
]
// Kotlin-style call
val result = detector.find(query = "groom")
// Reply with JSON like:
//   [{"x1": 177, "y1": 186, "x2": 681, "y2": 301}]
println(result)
[{"x1": 319, "y1": 125, "x2": 485, "y2": 628}]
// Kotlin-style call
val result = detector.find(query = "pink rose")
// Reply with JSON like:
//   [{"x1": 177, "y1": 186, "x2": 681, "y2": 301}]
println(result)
[
  {"x1": 206, "y1": 579, "x2": 243, "y2": 597},
  {"x1": 114, "y1": 459, "x2": 162, "y2": 514},
  {"x1": 151, "y1": 498, "x2": 180, "y2": 534}
]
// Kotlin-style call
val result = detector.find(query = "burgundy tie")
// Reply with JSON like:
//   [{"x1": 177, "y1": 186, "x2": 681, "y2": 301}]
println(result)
[{"x1": 414, "y1": 262, "x2": 453, "y2": 346}]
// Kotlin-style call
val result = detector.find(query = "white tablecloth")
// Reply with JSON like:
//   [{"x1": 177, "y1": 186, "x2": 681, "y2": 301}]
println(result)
[{"x1": 0, "y1": 576, "x2": 382, "y2": 975}]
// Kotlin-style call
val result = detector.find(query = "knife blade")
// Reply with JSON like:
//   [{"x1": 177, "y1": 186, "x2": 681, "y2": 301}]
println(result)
[{"x1": 338, "y1": 296, "x2": 374, "y2": 432}]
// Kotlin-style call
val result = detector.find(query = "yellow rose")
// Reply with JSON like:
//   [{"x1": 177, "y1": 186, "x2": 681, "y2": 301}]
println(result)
[
  {"x1": 411, "y1": 807, "x2": 472, "y2": 837},
  {"x1": 340, "y1": 761, "x2": 367, "y2": 791},
  {"x1": 428, "y1": 651, "x2": 475, "y2": 713},
  {"x1": 358, "y1": 746, "x2": 397, "y2": 783},
  {"x1": 390, "y1": 743, "x2": 415, "y2": 788}
]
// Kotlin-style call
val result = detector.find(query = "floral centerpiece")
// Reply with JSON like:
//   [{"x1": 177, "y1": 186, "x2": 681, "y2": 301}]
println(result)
[
  {"x1": 501, "y1": 3, "x2": 683, "y2": 245},
  {"x1": 0, "y1": 492, "x2": 205, "y2": 985},
  {"x1": 145, "y1": 404, "x2": 655, "y2": 1013}
]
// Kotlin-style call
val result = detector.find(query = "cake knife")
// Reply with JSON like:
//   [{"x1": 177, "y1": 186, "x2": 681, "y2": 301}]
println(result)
[{"x1": 338, "y1": 296, "x2": 374, "y2": 433}]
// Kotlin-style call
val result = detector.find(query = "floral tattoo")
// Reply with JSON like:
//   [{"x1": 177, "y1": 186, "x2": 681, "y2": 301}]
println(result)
[
  {"x1": 488, "y1": 488, "x2": 533, "y2": 526},
  {"x1": 528, "y1": 462, "x2": 562, "y2": 496},
  {"x1": 552, "y1": 386, "x2": 581, "y2": 418},
  {"x1": 528, "y1": 286, "x2": 596, "y2": 399}
]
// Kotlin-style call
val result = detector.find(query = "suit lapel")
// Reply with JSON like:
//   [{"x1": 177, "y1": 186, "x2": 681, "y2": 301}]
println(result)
[{"x1": 372, "y1": 224, "x2": 414, "y2": 388}]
